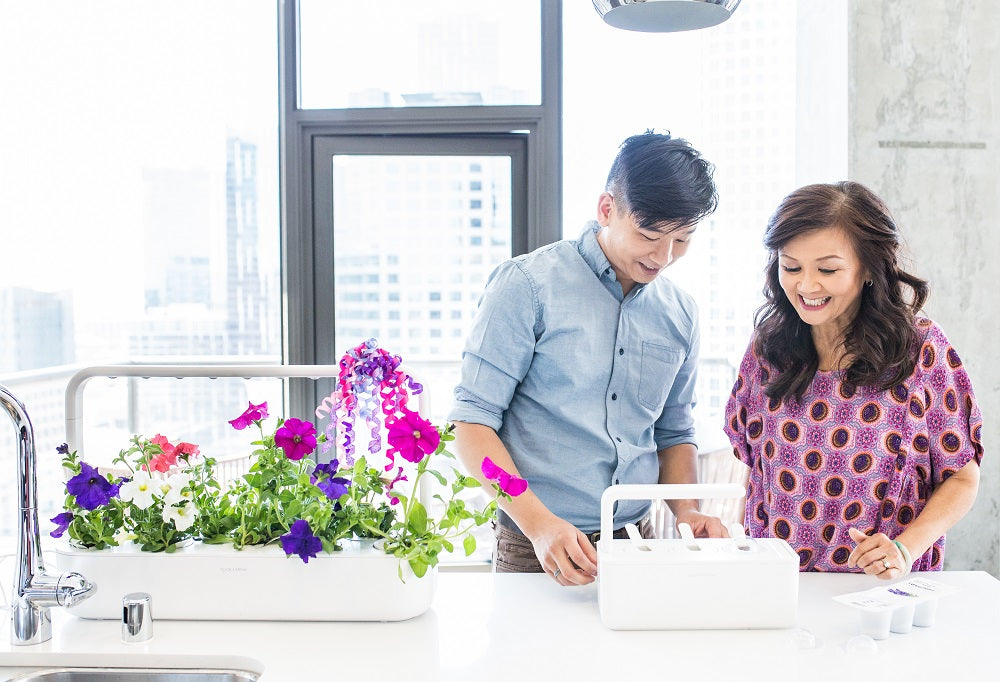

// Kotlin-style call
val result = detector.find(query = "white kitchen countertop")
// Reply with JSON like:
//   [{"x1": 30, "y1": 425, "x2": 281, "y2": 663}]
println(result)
[{"x1": 1, "y1": 570, "x2": 998, "y2": 680}]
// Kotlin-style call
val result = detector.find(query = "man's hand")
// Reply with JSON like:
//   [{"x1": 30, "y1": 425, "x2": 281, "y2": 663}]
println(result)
[
  {"x1": 526, "y1": 517, "x2": 600, "y2": 586},
  {"x1": 674, "y1": 509, "x2": 728, "y2": 538}
]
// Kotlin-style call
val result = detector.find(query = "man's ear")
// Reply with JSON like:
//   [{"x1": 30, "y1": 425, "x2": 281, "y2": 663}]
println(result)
[{"x1": 596, "y1": 192, "x2": 614, "y2": 226}]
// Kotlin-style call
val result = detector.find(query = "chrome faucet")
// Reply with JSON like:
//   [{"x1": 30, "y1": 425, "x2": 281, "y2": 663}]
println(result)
[{"x1": 2, "y1": 383, "x2": 96, "y2": 645}]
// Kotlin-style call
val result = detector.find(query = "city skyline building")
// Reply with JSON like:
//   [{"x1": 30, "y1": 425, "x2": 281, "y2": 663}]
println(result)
[{"x1": 0, "y1": 287, "x2": 75, "y2": 373}]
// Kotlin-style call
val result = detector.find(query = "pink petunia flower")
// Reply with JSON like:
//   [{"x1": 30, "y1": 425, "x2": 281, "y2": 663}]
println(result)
[
  {"x1": 274, "y1": 418, "x2": 317, "y2": 460},
  {"x1": 174, "y1": 442, "x2": 201, "y2": 459},
  {"x1": 481, "y1": 456, "x2": 528, "y2": 497},
  {"x1": 229, "y1": 401, "x2": 269, "y2": 430},
  {"x1": 386, "y1": 409, "x2": 440, "y2": 464},
  {"x1": 144, "y1": 434, "x2": 178, "y2": 472}
]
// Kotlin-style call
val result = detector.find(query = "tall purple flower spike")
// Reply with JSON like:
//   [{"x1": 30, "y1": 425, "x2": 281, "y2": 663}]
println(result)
[{"x1": 314, "y1": 339, "x2": 423, "y2": 472}]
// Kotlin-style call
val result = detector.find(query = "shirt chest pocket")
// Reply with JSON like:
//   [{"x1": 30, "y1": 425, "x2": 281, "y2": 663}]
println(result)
[{"x1": 638, "y1": 342, "x2": 685, "y2": 410}]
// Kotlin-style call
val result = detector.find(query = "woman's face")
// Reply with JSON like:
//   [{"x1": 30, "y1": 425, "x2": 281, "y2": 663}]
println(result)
[{"x1": 777, "y1": 225, "x2": 867, "y2": 336}]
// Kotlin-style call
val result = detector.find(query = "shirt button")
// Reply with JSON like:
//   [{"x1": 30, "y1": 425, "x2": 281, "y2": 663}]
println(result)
[
  {"x1": 615, "y1": 436, "x2": 622, "y2": 443},
  {"x1": 611, "y1": 393, "x2": 617, "y2": 400},
  {"x1": 618, "y1": 348, "x2": 624, "y2": 355}
]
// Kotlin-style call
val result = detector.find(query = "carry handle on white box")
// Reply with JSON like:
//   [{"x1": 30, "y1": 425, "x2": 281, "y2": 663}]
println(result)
[{"x1": 597, "y1": 483, "x2": 800, "y2": 630}]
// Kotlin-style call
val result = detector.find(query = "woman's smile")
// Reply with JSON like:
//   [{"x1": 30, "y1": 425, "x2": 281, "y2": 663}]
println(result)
[{"x1": 799, "y1": 294, "x2": 831, "y2": 310}]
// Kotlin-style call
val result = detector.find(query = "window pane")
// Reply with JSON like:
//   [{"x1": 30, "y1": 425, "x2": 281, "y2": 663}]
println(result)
[
  {"x1": 299, "y1": 0, "x2": 541, "y2": 108},
  {"x1": 0, "y1": 0, "x2": 279, "y2": 539},
  {"x1": 331, "y1": 155, "x2": 512, "y2": 417}
]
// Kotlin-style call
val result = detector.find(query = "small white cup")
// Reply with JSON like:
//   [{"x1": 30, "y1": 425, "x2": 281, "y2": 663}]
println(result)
[
  {"x1": 860, "y1": 610, "x2": 892, "y2": 640},
  {"x1": 913, "y1": 598, "x2": 938, "y2": 627},
  {"x1": 889, "y1": 603, "x2": 915, "y2": 634}
]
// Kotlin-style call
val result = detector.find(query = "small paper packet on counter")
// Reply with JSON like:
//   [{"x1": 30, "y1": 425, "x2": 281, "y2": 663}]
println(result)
[{"x1": 833, "y1": 576, "x2": 958, "y2": 639}]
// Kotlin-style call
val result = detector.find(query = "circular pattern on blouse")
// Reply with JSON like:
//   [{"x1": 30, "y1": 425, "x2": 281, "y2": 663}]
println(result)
[
  {"x1": 774, "y1": 519, "x2": 791, "y2": 540},
  {"x1": 944, "y1": 389, "x2": 957, "y2": 412},
  {"x1": 781, "y1": 421, "x2": 801, "y2": 442},
  {"x1": 860, "y1": 402, "x2": 881, "y2": 423},
  {"x1": 884, "y1": 432, "x2": 903, "y2": 454},
  {"x1": 947, "y1": 348, "x2": 961, "y2": 368},
  {"x1": 851, "y1": 452, "x2": 873, "y2": 474},
  {"x1": 897, "y1": 504, "x2": 914, "y2": 524},
  {"x1": 804, "y1": 450, "x2": 823, "y2": 471},
  {"x1": 941, "y1": 432, "x2": 962, "y2": 453},
  {"x1": 810, "y1": 401, "x2": 829, "y2": 421}
]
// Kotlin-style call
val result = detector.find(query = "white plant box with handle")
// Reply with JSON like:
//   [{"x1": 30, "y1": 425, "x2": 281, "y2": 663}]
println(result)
[{"x1": 597, "y1": 484, "x2": 799, "y2": 630}]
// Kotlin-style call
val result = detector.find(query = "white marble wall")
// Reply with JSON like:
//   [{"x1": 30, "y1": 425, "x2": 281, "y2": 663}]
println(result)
[{"x1": 849, "y1": 0, "x2": 1000, "y2": 575}]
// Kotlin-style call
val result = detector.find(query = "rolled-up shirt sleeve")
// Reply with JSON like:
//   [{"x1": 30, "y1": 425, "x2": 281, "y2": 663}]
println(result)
[{"x1": 449, "y1": 260, "x2": 539, "y2": 430}]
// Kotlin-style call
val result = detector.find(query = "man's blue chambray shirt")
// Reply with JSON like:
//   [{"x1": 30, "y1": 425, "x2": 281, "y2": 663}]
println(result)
[{"x1": 448, "y1": 223, "x2": 700, "y2": 531}]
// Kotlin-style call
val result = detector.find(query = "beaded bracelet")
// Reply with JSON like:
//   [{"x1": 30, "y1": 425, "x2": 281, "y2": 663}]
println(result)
[{"x1": 893, "y1": 539, "x2": 913, "y2": 574}]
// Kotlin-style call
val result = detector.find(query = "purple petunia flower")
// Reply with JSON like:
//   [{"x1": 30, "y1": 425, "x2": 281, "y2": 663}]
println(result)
[
  {"x1": 229, "y1": 401, "x2": 269, "y2": 430},
  {"x1": 386, "y1": 409, "x2": 440, "y2": 464},
  {"x1": 311, "y1": 461, "x2": 351, "y2": 504},
  {"x1": 66, "y1": 462, "x2": 116, "y2": 510},
  {"x1": 56, "y1": 443, "x2": 70, "y2": 455},
  {"x1": 50, "y1": 511, "x2": 74, "y2": 538},
  {"x1": 274, "y1": 418, "x2": 318, "y2": 460},
  {"x1": 280, "y1": 519, "x2": 323, "y2": 563}
]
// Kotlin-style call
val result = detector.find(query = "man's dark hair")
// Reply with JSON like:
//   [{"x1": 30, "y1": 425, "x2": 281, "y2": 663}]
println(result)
[{"x1": 605, "y1": 130, "x2": 718, "y2": 230}]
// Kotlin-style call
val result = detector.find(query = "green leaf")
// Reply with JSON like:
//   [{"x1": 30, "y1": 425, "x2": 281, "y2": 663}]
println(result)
[
  {"x1": 409, "y1": 557, "x2": 429, "y2": 579},
  {"x1": 407, "y1": 501, "x2": 428, "y2": 535},
  {"x1": 426, "y1": 468, "x2": 447, "y2": 487},
  {"x1": 463, "y1": 534, "x2": 477, "y2": 556}
]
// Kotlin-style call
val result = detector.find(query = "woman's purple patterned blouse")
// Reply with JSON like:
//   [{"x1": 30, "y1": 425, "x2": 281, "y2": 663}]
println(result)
[{"x1": 724, "y1": 318, "x2": 983, "y2": 572}]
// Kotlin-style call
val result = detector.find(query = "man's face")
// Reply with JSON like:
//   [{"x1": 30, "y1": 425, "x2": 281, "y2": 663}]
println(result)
[{"x1": 595, "y1": 192, "x2": 694, "y2": 295}]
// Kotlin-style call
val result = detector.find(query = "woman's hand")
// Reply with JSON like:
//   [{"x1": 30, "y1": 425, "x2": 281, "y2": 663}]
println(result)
[{"x1": 847, "y1": 527, "x2": 907, "y2": 580}]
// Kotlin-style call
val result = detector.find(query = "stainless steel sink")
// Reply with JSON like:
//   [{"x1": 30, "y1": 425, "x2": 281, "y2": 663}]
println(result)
[{"x1": 7, "y1": 668, "x2": 259, "y2": 681}]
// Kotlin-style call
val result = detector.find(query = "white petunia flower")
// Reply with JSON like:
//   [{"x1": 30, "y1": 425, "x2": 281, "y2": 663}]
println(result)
[
  {"x1": 119, "y1": 471, "x2": 156, "y2": 509},
  {"x1": 160, "y1": 472, "x2": 192, "y2": 505},
  {"x1": 163, "y1": 503, "x2": 198, "y2": 532}
]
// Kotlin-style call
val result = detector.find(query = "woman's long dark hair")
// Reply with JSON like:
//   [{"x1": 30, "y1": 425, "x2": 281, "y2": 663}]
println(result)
[{"x1": 753, "y1": 182, "x2": 929, "y2": 404}]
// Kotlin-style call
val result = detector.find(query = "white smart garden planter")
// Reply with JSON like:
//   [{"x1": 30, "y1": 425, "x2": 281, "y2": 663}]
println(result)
[{"x1": 53, "y1": 539, "x2": 437, "y2": 622}]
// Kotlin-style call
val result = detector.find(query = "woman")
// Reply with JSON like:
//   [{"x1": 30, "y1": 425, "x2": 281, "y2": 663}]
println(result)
[{"x1": 724, "y1": 182, "x2": 982, "y2": 579}]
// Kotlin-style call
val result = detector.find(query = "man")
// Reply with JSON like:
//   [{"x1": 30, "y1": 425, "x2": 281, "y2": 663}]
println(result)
[{"x1": 449, "y1": 131, "x2": 725, "y2": 586}]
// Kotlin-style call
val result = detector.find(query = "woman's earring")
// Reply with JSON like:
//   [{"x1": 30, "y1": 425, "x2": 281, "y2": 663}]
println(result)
[{"x1": 865, "y1": 280, "x2": 873, "y2": 287}]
